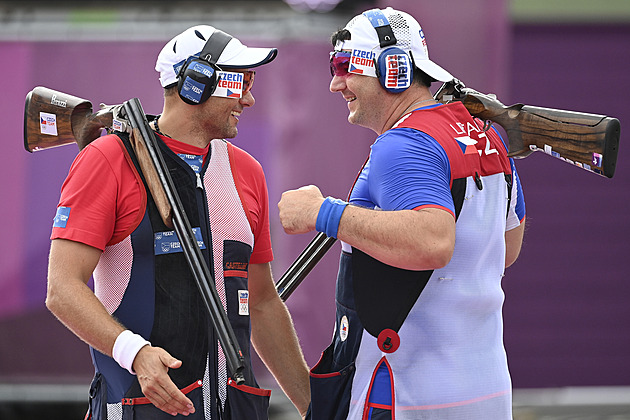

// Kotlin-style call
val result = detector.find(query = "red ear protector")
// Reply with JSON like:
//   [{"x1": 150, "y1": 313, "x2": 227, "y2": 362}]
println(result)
[
  {"x1": 363, "y1": 9, "x2": 414, "y2": 94},
  {"x1": 177, "y1": 30, "x2": 233, "y2": 105}
]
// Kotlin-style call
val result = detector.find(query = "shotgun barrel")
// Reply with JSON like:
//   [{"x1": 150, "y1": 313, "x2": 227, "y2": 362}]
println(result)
[{"x1": 122, "y1": 98, "x2": 246, "y2": 385}]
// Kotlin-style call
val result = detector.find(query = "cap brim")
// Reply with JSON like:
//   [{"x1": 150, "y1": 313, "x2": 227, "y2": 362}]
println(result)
[
  {"x1": 219, "y1": 47, "x2": 278, "y2": 70},
  {"x1": 416, "y1": 59, "x2": 453, "y2": 83}
]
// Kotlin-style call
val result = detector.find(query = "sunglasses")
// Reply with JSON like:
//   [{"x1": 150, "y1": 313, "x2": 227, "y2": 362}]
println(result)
[
  {"x1": 241, "y1": 70, "x2": 255, "y2": 95},
  {"x1": 330, "y1": 51, "x2": 352, "y2": 77}
]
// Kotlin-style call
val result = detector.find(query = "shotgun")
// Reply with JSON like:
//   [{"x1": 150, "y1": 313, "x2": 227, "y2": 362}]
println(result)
[
  {"x1": 275, "y1": 80, "x2": 621, "y2": 301},
  {"x1": 23, "y1": 84, "x2": 621, "y2": 301},
  {"x1": 434, "y1": 79, "x2": 620, "y2": 178},
  {"x1": 24, "y1": 87, "x2": 246, "y2": 384}
]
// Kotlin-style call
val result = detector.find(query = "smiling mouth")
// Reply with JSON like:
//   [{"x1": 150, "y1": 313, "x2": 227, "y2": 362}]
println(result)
[
  {"x1": 345, "y1": 97, "x2": 357, "y2": 103},
  {"x1": 231, "y1": 111, "x2": 241, "y2": 120}
]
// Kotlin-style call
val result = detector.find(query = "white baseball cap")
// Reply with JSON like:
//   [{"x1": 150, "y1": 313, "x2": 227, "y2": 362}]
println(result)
[
  {"x1": 334, "y1": 7, "x2": 453, "y2": 83},
  {"x1": 156, "y1": 25, "x2": 278, "y2": 88}
]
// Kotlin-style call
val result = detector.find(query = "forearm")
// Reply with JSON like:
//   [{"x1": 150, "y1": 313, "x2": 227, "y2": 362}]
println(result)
[
  {"x1": 278, "y1": 186, "x2": 455, "y2": 271},
  {"x1": 251, "y1": 297, "x2": 310, "y2": 416},
  {"x1": 47, "y1": 273, "x2": 125, "y2": 357},
  {"x1": 47, "y1": 239, "x2": 195, "y2": 415},
  {"x1": 46, "y1": 239, "x2": 125, "y2": 357}
]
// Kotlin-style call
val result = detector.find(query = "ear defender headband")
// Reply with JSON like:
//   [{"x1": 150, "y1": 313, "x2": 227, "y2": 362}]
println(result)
[
  {"x1": 177, "y1": 30, "x2": 233, "y2": 105},
  {"x1": 363, "y1": 9, "x2": 413, "y2": 94}
]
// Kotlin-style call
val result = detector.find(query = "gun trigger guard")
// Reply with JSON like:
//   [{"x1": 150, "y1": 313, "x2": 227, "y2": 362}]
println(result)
[{"x1": 482, "y1": 120, "x2": 492, "y2": 132}]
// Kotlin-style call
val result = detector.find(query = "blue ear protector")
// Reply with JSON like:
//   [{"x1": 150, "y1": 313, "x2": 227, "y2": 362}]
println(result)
[
  {"x1": 363, "y1": 9, "x2": 414, "y2": 94},
  {"x1": 177, "y1": 30, "x2": 233, "y2": 105}
]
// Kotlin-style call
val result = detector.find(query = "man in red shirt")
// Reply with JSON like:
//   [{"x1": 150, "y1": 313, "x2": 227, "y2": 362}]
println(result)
[{"x1": 47, "y1": 25, "x2": 309, "y2": 420}]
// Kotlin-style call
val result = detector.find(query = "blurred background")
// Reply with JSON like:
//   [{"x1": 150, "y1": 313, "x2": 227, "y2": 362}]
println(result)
[{"x1": 1, "y1": 0, "x2": 629, "y2": 418}]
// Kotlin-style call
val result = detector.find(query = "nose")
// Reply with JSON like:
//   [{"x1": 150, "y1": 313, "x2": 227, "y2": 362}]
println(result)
[
  {"x1": 240, "y1": 90, "x2": 255, "y2": 107},
  {"x1": 329, "y1": 75, "x2": 346, "y2": 93}
]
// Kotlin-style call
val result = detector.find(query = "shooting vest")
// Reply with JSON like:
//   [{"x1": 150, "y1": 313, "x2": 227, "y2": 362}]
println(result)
[
  {"x1": 310, "y1": 103, "x2": 514, "y2": 420},
  {"x1": 88, "y1": 134, "x2": 268, "y2": 420}
]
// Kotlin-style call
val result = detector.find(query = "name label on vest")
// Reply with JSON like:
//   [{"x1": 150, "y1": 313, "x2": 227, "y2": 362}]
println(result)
[{"x1": 154, "y1": 228, "x2": 206, "y2": 255}]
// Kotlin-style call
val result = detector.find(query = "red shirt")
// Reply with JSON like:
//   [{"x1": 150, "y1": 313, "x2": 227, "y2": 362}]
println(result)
[{"x1": 51, "y1": 133, "x2": 273, "y2": 264}]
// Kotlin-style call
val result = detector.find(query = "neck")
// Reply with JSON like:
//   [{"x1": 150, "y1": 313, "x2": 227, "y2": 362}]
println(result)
[
  {"x1": 379, "y1": 88, "x2": 436, "y2": 134},
  {"x1": 153, "y1": 106, "x2": 212, "y2": 149},
  {"x1": 399, "y1": 97, "x2": 437, "y2": 116}
]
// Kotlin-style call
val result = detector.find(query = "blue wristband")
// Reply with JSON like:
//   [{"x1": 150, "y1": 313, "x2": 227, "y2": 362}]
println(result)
[{"x1": 316, "y1": 197, "x2": 348, "y2": 239}]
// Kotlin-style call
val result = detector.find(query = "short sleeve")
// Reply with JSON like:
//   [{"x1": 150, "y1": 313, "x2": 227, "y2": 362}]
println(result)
[
  {"x1": 51, "y1": 144, "x2": 119, "y2": 250},
  {"x1": 367, "y1": 128, "x2": 455, "y2": 215},
  {"x1": 229, "y1": 145, "x2": 273, "y2": 264},
  {"x1": 506, "y1": 158, "x2": 526, "y2": 231}
]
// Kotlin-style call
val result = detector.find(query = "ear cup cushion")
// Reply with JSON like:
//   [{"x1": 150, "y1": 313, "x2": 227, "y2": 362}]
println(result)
[
  {"x1": 177, "y1": 58, "x2": 219, "y2": 105},
  {"x1": 376, "y1": 47, "x2": 413, "y2": 94}
]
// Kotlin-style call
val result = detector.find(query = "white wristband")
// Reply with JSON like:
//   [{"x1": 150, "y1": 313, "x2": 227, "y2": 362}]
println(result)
[{"x1": 112, "y1": 330, "x2": 151, "y2": 375}]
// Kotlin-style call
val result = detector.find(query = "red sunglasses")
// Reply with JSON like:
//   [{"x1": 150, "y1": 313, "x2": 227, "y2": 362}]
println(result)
[
  {"x1": 330, "y1": 51, "x2": 352, "y2": 77},
  {"x1": 241, "y1": 70, "x2": 256, "y2": 95}
]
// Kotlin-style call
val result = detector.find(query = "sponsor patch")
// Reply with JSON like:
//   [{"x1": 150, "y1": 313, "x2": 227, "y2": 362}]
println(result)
[
  {"x1": 349, "y1": 49, "x2": 376, "y2": 77},
  {"x1": 173, "y1": 57, "x2": 192, "y2": 78},
  {"x1": 384, "y1": 53, "x2": 411, "y2": 90},
  {"x1": 53, "y1": 206, "x2": 70, "y2": 228},
  {"x1": 154, "y1": 227, "x2": 206, "y2": 255},
  {"x1": 238, "y1": 290, "x2": 249, "y2": 315},
  {"x1": 213, "y1": 71, "x2": 244, "y2": 98},
  {"x1": 177, "y1": 153, "x2": 204, "y2": 174},
  {"x1": 181, "y1": 76, "x2": 206, "y2": 104},
  {"x1": 190, "y1": 61, "x2": 216, "y2": 79},
  {"x1": 40, "y1": 112, "x2": 58, "y2": 136},
  {"x1": 112, "y1": 119, "x2": 125, "y2": 132},
  {"x1": 339, "y1": 315, "x2": 349, "y2": 341},
  {"x1": 224, "y1": 261, "x2": 249, "y2": 278}
]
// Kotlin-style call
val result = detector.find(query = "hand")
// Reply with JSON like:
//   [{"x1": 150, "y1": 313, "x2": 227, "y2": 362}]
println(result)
[
  {"x1": 132, "y1": 346, "x2": 195, "y2": 416},
  {"x1": 278, "y1": 185, "x2": 325, "y2": 234}
]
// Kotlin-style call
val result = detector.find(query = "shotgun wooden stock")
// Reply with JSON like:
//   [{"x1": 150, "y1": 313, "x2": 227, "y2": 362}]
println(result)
[
  {"x1": 434, "y1": 80, "x2": 620, "y2": 178},
  {"x1": 24, "y1": 86, "x2": 118, "y2": 152},
  {"x1": 24, "y1": 86, "x2": 173, "y2": 227}
]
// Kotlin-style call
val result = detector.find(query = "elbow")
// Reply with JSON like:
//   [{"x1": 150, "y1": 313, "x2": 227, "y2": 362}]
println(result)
[
  {"x1": 45, "y1": 289, "x2": 57, "y2": 314},
  {"x1": 430, "y1": 244, "x2": 454, "y2": 269},
  {"x1": 421, "y1": 215, "x2": 455, "y2": 270},
  {"x1": 505, "y1": 247, "x2": 522, "y2": 268},
  {"x1": 434, "y1": 252, "x2": 453, "y2": 269},
  {"x1": 404, "y1": 239, "x2": 454, "y2": 271},
  {"x1": 430, "y1": 232, "x2": 455, "y2": 269},
  {"x1": 45, "y1": 280, "x2": 63, "y2": 316}
]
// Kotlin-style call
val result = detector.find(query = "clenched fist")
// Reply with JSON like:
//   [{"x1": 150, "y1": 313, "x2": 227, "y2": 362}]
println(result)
[{"x1": 278, "y1": 185, "x2": 325, "y2": 234}]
